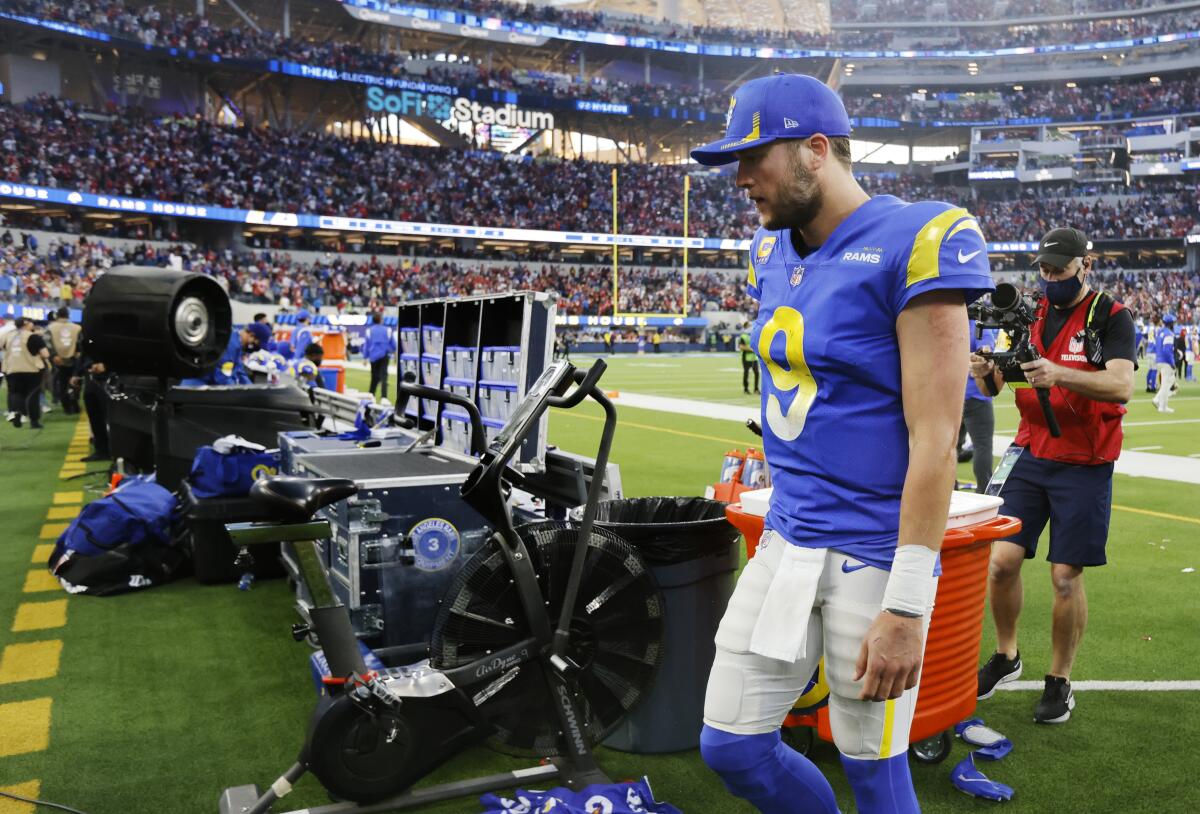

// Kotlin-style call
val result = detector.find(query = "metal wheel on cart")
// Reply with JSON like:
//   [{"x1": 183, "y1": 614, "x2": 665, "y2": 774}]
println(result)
[
  {"x1": 908, "y1": 729, "x2": 953, "y2": 764},
  {"x1": 780, "y1": 726, "x2": 814, "y2": 756}
]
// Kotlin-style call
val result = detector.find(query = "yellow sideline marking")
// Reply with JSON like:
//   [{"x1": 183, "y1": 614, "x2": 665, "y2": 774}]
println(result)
[
  {"x1": 11, "y1": 601, "x2": 67, "y2": 633},
  {"x1": 52, "y1": 492, "x2": 83, "y2": 505},
  {"x1": 58, "y1": 470, "x2": 84, "y2": 481},
  {"x1": 0, "y1": 641, "x2": 62, "y2": 685},
  {"x1": 0, "y1": 780, "x2": 41, "y2": 813},
  {"x1": 31, "y1": 545, "x2": 54, "y2": 563},
  {"x1": 565, "y1": 411, "x2": 748, "y2": 446},
  {"x1": 38, "y1": 524, "x2": 68, "y2": 541},
  {"x1": 21, "y1": 571, "x2": 59, "y2": 594},
  {"x1": 1113, "y1": 504, "x2": 1200, "y2": 526},
  {"x1": 45, "y1": 506, "x2": 79, "y2": 521},
  {"x1": 0, "y1": 699, "x2": 52, "y2": 757}
]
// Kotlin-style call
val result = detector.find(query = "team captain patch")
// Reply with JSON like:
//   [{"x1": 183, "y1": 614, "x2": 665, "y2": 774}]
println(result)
[{"x1": 757, "y1": 236, "x2": 777, "y2": 262}]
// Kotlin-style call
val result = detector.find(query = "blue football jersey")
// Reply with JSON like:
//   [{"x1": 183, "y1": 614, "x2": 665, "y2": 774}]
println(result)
[{"x1": 747, "y1": 195, "x2": 995, "y2": 570}]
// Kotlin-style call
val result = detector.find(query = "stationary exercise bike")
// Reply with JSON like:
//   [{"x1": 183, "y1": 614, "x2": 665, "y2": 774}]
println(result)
[{"x1": 220, "y1": 359, "x2": 665, "y2": 813}]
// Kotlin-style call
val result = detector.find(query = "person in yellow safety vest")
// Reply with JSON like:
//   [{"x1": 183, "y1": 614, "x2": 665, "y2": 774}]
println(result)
[
  {"x1": 3, "y1": 317, "x2": 50, "y2": 429},
  {"x1": 46, "y1": 307, "x2": 83, "y2": 414}
]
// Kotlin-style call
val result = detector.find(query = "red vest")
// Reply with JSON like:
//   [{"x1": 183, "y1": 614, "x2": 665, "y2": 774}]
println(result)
[{"x1": 1013, "y1": 291, "x2": 1126, "y2": 465}]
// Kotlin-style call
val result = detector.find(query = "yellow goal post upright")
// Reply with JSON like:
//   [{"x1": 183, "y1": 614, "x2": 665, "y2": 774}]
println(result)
[{"x1": 610, "y1": 168, "x2": 690, "y2": 320}]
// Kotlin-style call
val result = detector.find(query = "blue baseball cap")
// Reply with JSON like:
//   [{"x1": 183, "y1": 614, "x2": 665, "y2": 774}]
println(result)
[
  {"x1": 246, "y1": 321, "x2": 273, "y2": 347},
  {"x1": 691, "y1": 74, "x2": 852, "y2": 167},
  {"x1": 296, "y1": 309, "x2": 311, "y2": 322}
]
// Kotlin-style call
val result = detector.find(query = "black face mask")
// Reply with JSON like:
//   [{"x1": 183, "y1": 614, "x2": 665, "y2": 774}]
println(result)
[{"x1": 1039, "y1": 268, "x2": 1083, "y2": 306}]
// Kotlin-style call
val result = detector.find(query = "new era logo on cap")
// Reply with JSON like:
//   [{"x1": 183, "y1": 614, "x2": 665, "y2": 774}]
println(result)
[{"x1": 690, "y1": 74, "x2": 853, "y2": 166}]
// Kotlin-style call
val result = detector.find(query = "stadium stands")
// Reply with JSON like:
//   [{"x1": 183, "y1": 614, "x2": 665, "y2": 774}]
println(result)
[
  {"x1": 0, "y1": 237, "x2": 753, "y2": 315},
  {"x1": 3, "y1": 95, "x2": 1195, "y2": 244},
  {"x1": 7, "y1": 0, "x2": 1200, "y2": 82}
]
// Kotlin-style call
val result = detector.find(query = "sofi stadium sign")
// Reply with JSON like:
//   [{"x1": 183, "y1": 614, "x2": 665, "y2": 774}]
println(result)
[{"x1": 365, "y1": 86, "x2": 554, "y2": 129}]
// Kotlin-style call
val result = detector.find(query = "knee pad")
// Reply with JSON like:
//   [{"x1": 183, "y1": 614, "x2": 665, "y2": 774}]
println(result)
[
  {"x1": 701, "y1": 726, "x2": 840, "y2": 814},
  {"x1": 840, "y1": 753, "x2": 920, "y2": 814}
]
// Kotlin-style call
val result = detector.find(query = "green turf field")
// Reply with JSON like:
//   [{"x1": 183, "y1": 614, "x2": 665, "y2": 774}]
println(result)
[{"x1": 0, "y1": 355, "x2": 1196, "y2": 814}]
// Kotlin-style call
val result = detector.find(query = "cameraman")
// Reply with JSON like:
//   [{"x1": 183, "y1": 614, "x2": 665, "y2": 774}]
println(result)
[{"x1": 971, "y1": 227, "x2": 1135, "y2": 725}]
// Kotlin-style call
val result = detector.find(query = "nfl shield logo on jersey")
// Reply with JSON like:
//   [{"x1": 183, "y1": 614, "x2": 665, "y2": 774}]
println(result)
[{"x1": 790, "y1": 264, "x2": 806, "y2": 287}]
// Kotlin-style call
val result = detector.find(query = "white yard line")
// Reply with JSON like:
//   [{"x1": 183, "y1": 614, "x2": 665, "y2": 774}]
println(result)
[
  {"x1": 999, "y1": 681, "x2": 1200, "y2": 692},
  {"x1": 610, "y1": 391, "x2": 1200, "y2": 485}
]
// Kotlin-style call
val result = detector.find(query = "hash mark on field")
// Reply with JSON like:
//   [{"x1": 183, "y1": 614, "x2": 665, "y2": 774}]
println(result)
[
  {"x1": 44, "y1": 506, "x2": 79, "y2": 521},
  {"x1": 0, "y1": 641, "x2": 62, "y2": 685},
  {"x1": 22, "y1": 571, "x2": 60, "y2": 594},
  {"x1": 31, "y1": 544, "x2": 54, "y2": 563},
  {"x1": 38, "y1": 524, "x2": 68, "y2": 541},
  {"x1": 1130, "y1": 445, "x2": 1164, "y2": 451},
  {"x1": 52, "y1": 492, "x2": 83, "y2": 505},
  {"x1": 0, "y1": 780, "x2": 41, "y2": 814},
  {"x1": 0, "y1": 699, "x2": 52, "y2": 757},
  {"x1": 11, "y1": 601, "x2": 67, "y2": 632}
]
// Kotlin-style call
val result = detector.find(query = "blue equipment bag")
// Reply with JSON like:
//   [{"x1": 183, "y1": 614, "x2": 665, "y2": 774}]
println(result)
[
  {"x1": 189, "y1": 445, "x2": 281, "y2": 498},
  {"x1": 47, "y1": 476, "x2": 189, "y2": 596}
]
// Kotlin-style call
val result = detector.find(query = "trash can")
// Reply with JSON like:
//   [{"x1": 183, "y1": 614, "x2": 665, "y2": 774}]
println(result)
[{"x1": 592, "y1": 497, "x2": 740, "y2": 753}]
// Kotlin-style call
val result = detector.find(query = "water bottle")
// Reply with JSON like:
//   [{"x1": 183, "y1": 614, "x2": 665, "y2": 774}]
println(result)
[
  {"x1": 741, "y1": 448, "x2": 768, "y2": 489},
  {"x1": 720, "y1": 449, "x2": 746, "y2": 484}
]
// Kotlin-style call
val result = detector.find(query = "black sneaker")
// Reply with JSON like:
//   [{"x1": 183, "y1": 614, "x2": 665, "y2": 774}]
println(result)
[
  {"x1": 1034, "y1": 675, "x2": 1075, "y2": 724},
  {"x1": 977, "y1": 651, "x2": 1022, "y2": 700},
  {"x1": 80, "y1": 453, "x2": 111, "y2": 463}
]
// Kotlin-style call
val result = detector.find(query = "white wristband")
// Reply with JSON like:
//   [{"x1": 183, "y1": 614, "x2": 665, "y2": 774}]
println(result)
[{"x1": 882, "y1": 545, "x2": 938, "y2": 618}]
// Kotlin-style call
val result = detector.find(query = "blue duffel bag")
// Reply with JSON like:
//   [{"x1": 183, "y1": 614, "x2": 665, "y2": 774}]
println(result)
[
  {"x1": 48, "y1": 476, "x2": 188, "y2": 596},
  {"x1": 188, "y1": 442, "x2": 281, "y2": 499}
]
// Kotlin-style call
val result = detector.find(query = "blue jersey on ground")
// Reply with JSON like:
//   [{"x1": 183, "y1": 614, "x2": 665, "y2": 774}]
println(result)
[
  {"x1": 747, "y1": 195, "x2": 995, "y2": 570},
  {"x1": 1154, "y1": 327, "x2": 1176, "y2": 364}
]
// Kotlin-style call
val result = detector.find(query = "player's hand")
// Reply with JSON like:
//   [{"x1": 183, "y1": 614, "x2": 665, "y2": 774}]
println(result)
[
  {"x1": 69, "y1": 377, "x2": 81, "y2": 389},
  {"x1": 1020, "y1": 357, "x2": 1062, "y2": 389},
  {"x1": 854, "y1": 611, "x2": 925, "y2": 702},
  {"x1": 968, "y1": 346, "x2": 995, "y2": 380}
]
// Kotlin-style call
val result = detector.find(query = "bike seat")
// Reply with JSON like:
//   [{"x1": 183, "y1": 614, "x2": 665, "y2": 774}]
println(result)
[{"x1": 250, "y1": 477, "x2": 357, "y2": 521}]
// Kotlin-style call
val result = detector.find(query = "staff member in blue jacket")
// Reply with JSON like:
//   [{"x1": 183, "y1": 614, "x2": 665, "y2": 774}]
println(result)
[
  {"x1": 1152, "y1": 314, "x2": 1177, "y2": 413},
  {"x1": 363, "y1": 312, "x2": 396, "y2": 400},
  {"x1": 961, "y1": 318, "x2": 998, "y2": 492},
  {"x1": 182, "y1": 326, "x2": 258, "y2": 386},
  {"x1": 291, "y1": 311, "x2": 313, "y2": 362}
]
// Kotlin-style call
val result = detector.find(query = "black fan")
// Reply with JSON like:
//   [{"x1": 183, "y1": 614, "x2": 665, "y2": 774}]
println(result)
[{"x1": 431, "y1": 522, "x2": 664, "y2": 755}]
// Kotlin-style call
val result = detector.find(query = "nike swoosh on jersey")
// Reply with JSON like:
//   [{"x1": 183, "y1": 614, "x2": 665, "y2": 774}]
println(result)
[
  {"x1": 958, "y1": 249, "x2": 982, "y2": 263},
  {"x1": 841, "y1": 559, "x2": 870, "y2": 573}
]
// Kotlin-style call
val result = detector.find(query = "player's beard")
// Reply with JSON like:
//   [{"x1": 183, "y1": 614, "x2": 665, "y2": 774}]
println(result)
[{"x1": 761, "y1": 149, "x2": 823, "y2": 232}]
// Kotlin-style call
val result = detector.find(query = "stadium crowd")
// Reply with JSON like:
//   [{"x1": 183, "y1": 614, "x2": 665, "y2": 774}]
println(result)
[
  {"x1": 4, "y1": 96, "x2": 1197, "y2": 242},
  {"x1": 4, "y1": 0, "x2": 1198, "y2": 113},
  {"x1": 5, "y1": 230, "x2": 1195, "y2": 324},
  {"x1": 835, "y1": 0, "x2": 1173, "y2": 22},
  {"x1": 0, "y1": 236, "x2": 753, "y2": 316},
  {"x1": 844, "y1": 74, "x2": 1200, "y2": 124}
]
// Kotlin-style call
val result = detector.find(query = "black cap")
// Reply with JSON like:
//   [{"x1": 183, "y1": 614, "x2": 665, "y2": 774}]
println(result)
[{"x1": 1034, "y1": 227, "x2": 1092, "y2": 269}]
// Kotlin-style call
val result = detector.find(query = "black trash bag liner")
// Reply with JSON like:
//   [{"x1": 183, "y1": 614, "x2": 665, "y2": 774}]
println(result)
[{"x1": 591, "y1": 497, "x2": 739, "y2": 566}]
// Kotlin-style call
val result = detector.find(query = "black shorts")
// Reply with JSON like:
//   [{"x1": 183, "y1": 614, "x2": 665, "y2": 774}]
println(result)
[{"x1": 997, "y1": 450, "x2": 1113, "y2": 567}]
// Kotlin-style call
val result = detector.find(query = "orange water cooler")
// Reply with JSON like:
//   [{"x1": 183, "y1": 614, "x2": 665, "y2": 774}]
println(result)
[{"x1": 724, "y1": 490, "x2": 1021, "y2": 762}]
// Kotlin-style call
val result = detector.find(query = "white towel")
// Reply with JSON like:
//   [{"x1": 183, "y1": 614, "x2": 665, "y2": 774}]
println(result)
[{"x1": 748, "y1": 543, "x2": 827, "y2": 663}]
